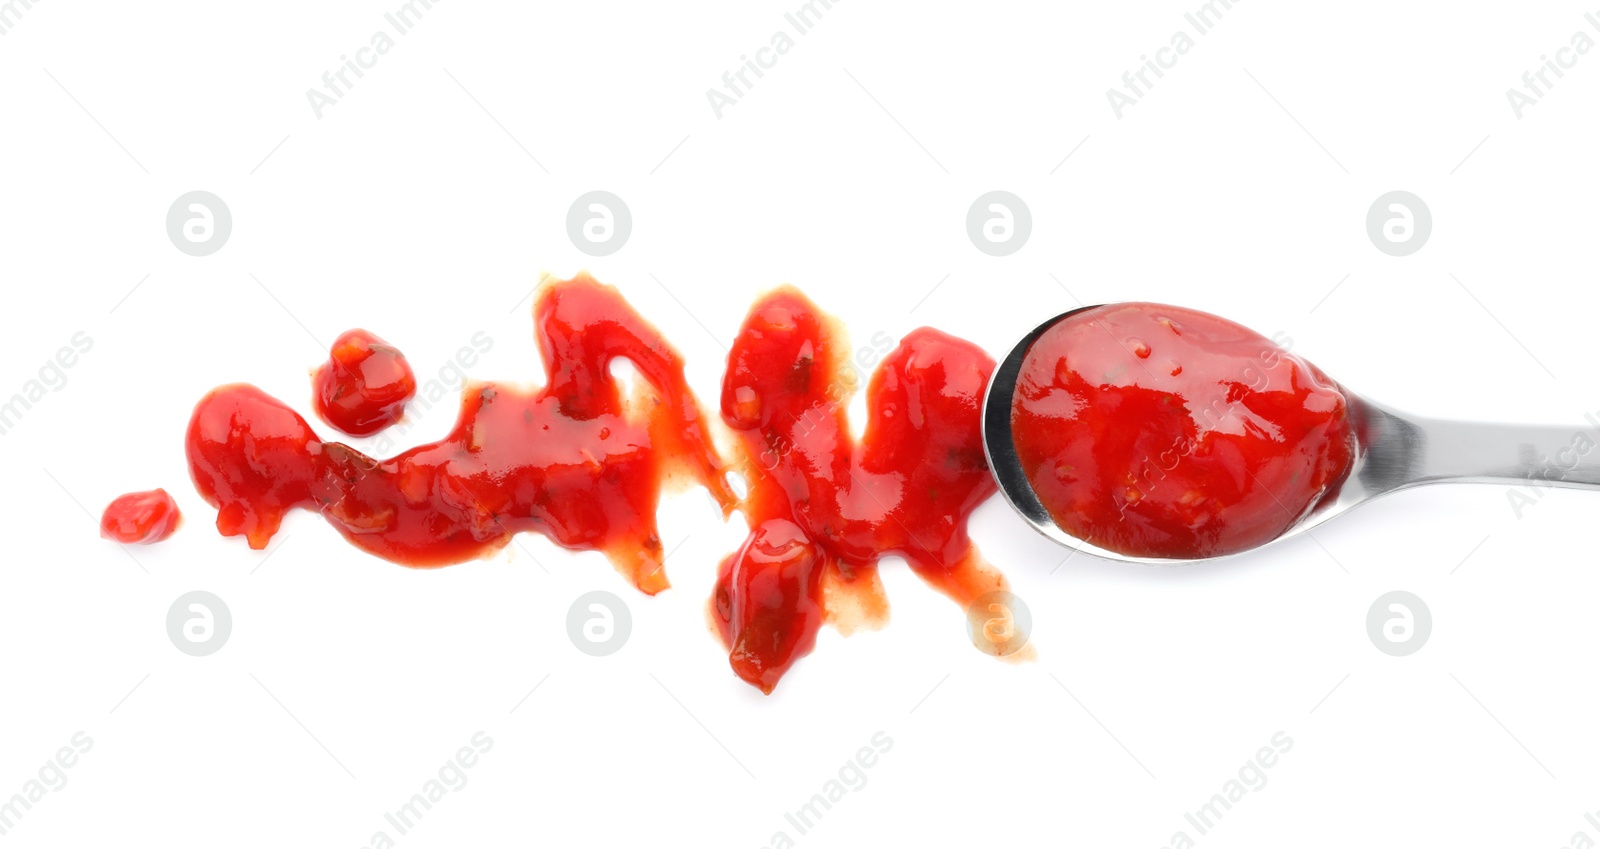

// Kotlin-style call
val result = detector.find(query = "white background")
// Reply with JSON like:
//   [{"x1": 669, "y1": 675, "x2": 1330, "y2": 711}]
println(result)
[{"x1": 2, "y1": 1, "x2": 1598, "y2": 846}]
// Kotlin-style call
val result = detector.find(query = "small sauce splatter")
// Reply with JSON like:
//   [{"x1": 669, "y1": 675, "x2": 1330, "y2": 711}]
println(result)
[{"x1": 100, "y1": 489, "x2": 182, "y2": 544}]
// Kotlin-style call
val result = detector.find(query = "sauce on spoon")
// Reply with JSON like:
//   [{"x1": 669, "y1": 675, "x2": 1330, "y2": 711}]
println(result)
[{"x1": 1009, "y1": 303, "x2": 1355, "y2": 559}]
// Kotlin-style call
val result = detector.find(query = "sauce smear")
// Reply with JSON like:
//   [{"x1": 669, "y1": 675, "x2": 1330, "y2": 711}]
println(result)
[
  {"x1": 186, "y1": 275, "x2": 735, "y2": 593},
  {"x1": 178, "y1": 274, "x2": 1015, "y2": 693},
  {"x1": 714, "y1": 288, "x2": 1009, "y2": 692}
]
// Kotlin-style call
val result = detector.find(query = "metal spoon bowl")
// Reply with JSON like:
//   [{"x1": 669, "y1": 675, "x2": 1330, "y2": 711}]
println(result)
[{"x1": 982, "y1": 305, "x2": 1600, "y2": 565}]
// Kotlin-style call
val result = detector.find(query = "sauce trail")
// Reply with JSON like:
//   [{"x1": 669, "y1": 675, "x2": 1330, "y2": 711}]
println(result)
[
  {"x1": 186, "y1": 275, "x2": 735, "y2": 594},
  {"x1": 179, "y1": 274, "x2": 1012, "y2": 693}
]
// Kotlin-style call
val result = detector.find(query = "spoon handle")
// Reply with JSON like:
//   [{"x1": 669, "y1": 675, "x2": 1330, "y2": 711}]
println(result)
[{"x1": 1389, "y1": 413, "x2": 1600, "y2": 491}]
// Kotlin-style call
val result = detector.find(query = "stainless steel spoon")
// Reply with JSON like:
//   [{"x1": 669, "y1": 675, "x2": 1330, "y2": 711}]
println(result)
[{"x1": 982, "y1": 305, "x2": 1599, "y2": 564}]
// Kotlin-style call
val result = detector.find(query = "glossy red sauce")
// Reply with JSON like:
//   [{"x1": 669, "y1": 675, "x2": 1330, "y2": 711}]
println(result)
[
  {"x1": 186, "y1": 275, "x2": 735, "y2": 593},
  {"x1": 178, "y1": 274, "x2": 1011, "y2": 693},
  {"x1": 100, "y1": 488, "x2": 182, "y2": 544},
  {"x1": 1010, "y1": 303, "x2": 1355, "y2": 559},
  {"x1": 312, "y1": 329, "x2": 417, "y2": 436},
  {"x1": 714, "y1": 288, "x2": 1008, "y2": 692}
]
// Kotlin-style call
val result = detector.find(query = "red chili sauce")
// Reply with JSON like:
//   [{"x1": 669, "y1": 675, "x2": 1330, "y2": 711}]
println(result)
[
  {"x1": 100, "y1": 488, "x2": 182, "y2": 544},
  {"x1": 713, "y1": 288, "x2": 1008, "y2": 692},
  {"x1": 181, "y1": 275, "x2": 1010, "y2": 693},
  {"x1": 313, "y1": 329, "x2": 417, "y2": 436},
  {"x1": 1010, "y1": 303, "x2": 1355, "y2": 559},
  {"x1": 186, "y1": 275, "x2": 736, "y2": 593}
]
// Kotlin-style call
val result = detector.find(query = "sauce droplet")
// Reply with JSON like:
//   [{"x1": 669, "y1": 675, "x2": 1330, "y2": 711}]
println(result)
[
  {"x1": 313, "y1": 330, "x2": 417, "y2": 436},
  {"x1": 101, "y1": 489, "x2": 182, "y2": 544}
]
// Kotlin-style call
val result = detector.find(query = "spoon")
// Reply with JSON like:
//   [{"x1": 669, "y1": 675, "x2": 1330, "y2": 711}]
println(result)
[{"x1": 982, "y1": 305, "x2": 1599, "y2": 565}]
